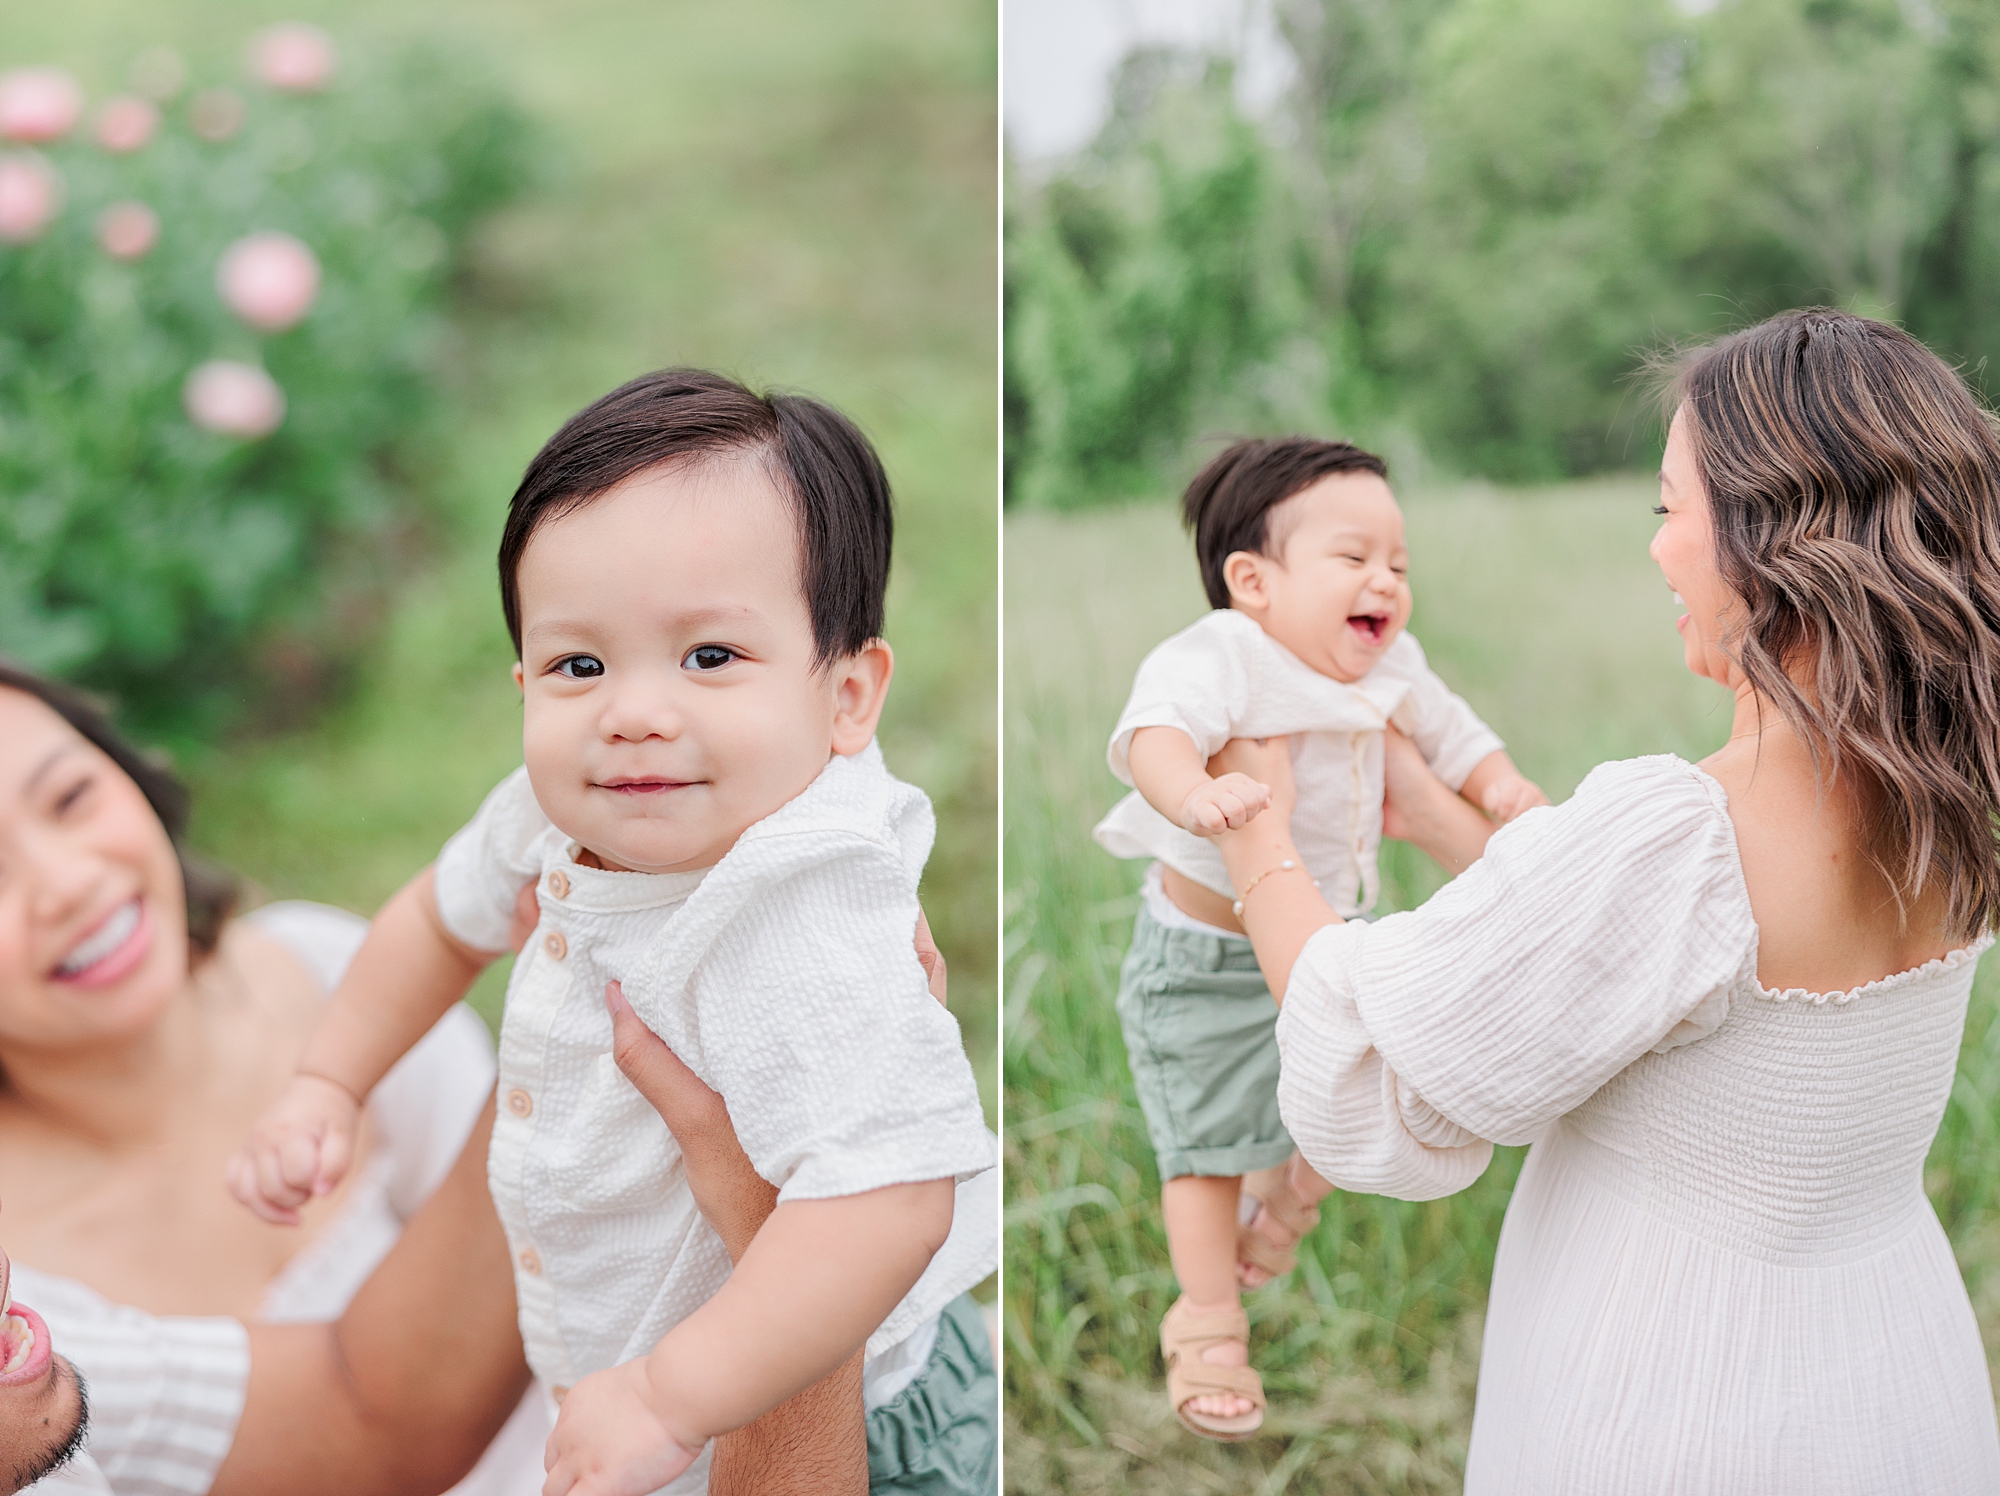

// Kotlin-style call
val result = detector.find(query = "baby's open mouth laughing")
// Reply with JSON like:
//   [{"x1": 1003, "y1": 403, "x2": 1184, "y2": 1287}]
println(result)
[{"x1": 1347, "y1": 611, "x2": 1391, "y2": 645}]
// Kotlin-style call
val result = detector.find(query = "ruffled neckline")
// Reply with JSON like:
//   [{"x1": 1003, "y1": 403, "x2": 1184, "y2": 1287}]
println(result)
[{"x1": 1752, "y1": 933, "x2": 1994, "y2": 1006}]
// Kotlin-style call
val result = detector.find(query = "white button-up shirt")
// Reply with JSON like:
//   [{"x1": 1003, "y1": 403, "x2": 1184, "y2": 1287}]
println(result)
[
  {"x1": 1094, "y1": 610, "x2": 1505, "y2": 914},
  {"x1": 434, "y1": 741, "x2": 998, "y2": 1468}
]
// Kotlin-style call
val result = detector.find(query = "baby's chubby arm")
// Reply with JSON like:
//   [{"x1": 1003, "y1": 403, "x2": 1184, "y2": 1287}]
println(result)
[
  {"x1": 227, "y1": 865, "x2": 503, "y2": 1224},
  {"x1": 1458, "y1": 750, "x2": 1550, "y2": 825},
  {"x1": 1128, "y1": 724, "x2": 1271, "y2": 836},
  {"x1": 542, "y1": 1175, "x2": 954, "y2": 1496}
]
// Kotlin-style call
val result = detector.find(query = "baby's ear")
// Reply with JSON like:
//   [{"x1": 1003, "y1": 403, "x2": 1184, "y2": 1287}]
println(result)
[
  {"x1": 1223, "y1": 549, "x2": 1273, "y2": 610},
  {"x1": 830, "y1": 640, "x2": 895, "y2": 756},
  {"x1": 512, "y1": 661, "x2": 525, "y2": 696}
]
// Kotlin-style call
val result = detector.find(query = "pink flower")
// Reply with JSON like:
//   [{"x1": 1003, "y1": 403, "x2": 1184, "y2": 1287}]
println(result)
[
  {"x1": 0, "y1": 152, "x2": 61, "y2": 244},
  {"x1": 217, "y1": 232, "x2": 321, "y2": 331},
  {"x1": 183, "y1": 361, "x2": 286, "y2": 438},
  {"x1": 95, "y1": 96, "x2": 159, "y2": 154},
  {"x1": 189, "y1": 89, "x2": 245, "y2": 143},
  {"x1": 0, "y1": 69, "x2": 82, "y2": 143},
  {"x1": 250, "y1": 24, "x2": 337, "y2": 93},
  {"x1": 97, "y1": 202, "x2": 158, "y2": 260}
]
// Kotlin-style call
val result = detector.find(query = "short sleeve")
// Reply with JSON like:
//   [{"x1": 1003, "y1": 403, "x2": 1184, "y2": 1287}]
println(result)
[
  {"x1": 10, "y1": 1266, "x2": 248, "y2": 1496},
  {"x1": 1388, "y1": 638, "x2": 1506, "y2": 791},
  {"x1": 1106, "y1": 614, "x2": 1253, "y2": 785},
  {"x1": 688, "y1": 841, "x2": 997, "y2": 1204},
  {"x1": 433, "y1": 767, "x2": 552, "y2": 953},
  {"x1": 1276, "y1": 756, "x2": 1758, "y2": 1199}
]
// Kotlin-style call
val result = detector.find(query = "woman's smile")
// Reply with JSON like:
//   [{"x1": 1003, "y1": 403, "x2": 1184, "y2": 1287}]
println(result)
[{"x1": 50, "y1": 896, "x2": 151, "y2": 987}]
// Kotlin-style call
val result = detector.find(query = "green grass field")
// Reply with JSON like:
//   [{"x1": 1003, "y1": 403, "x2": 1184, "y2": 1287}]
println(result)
[
  {"x1": 0, "y1": 1, "x2": 997, "y2": 1111},
  {"x1": 1002, "y1": 483, "x2": 2000, "y2": 1493}
]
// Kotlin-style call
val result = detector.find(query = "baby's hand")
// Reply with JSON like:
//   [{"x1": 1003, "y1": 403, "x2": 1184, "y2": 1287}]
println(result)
[
  {"x1": 1179, "y1": 773, "x2": 1271, "y2": 836},
  {"x1": 225, "y1": 1074, "x2": 362, "y2": 1226},
  {"x1": 1481, "y1": 774, "x2": 1550, "y2": 824},
  {"x1": 543, "y1": 1358, "x2": 704, "y2": 1496}
]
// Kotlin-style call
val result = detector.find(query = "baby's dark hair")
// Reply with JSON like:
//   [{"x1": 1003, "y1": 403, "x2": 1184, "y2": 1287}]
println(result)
[
  {"x1": 1182, "y1": 436, "x2": 1389, "y2": 609},
  {"x1": 498, "y1": 368, "x2": 893, "y2": 665}
]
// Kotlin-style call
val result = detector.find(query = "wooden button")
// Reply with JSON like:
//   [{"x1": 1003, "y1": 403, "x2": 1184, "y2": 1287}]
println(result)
[
  {"x1": 551, "y1": 1385, "x2": 569, "y2": 1405},
  {"x1": 548, "y1": 869, "x2": 570, "y2": 899},
  {"x1": 518, "y1": 1247, "x2": 542, "y2": 1275},
  {"x1": 544, "y1": 931, "x2": 567, "y2": 960},
  {"x1": 506, "y1": 1088, "x2": 532, "y2": 1118}
]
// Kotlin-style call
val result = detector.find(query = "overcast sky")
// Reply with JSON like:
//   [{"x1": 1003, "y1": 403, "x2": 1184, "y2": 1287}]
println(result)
[{"x1": 1003, "y1": 0, "x2": 1295, "y2": 166}]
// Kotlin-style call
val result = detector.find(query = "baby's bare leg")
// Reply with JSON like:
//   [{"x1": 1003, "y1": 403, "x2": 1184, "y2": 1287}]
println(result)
[{"x1": 1161, "y1": 1176, "x2": 1255, "y2": 1420}]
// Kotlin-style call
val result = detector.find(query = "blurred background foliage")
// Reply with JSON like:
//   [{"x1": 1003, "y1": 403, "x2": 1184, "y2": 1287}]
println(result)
[
  {"x1": 0, "y1": 38, "x2": 534, "y2": 730},
  {"x1": 1006, "y1": 0, "x2": 2000, "y2": 503},
  {"x1": 0, "y1": 0, "x2": 997, "y2": 1105}
]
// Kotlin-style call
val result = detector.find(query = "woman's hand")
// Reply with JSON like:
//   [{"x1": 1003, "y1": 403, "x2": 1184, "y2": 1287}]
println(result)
[{"x1": 1381, "y1": 727, "x2": 1496, "y2": 876}]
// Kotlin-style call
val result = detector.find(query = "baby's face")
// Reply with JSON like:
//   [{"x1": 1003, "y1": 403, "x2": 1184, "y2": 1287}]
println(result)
[
  {"x1": 1236, "y1": 471, "x2": 1411, "y2": 682},
  {"x1": 512, "y1": 457, "x2": 855, "y2": 874}
]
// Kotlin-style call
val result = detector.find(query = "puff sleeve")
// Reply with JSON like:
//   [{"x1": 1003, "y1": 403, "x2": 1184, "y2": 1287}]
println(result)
[{"x1": 1275, "y1": 756, "x2": 1758, "y2": 1199}]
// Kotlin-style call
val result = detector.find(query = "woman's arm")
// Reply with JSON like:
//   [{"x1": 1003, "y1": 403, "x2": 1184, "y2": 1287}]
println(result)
[{"x1": 1207, "y1": 736, "x2": 1340, "y2": 1002}]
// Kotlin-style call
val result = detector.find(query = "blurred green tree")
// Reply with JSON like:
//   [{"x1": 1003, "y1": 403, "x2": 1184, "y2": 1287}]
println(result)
[{"x1": 1006, "y1": 0, "x2": 2000, "y2": 497}]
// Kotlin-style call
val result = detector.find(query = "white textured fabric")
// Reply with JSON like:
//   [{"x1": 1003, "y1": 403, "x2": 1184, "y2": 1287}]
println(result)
[
  {"x1": 18, "y1": 901, "x2": 548, "y2": 1496},
  {"x1": 1093, "y1": 609, "x2": 1504, "y2": 910},
  {"x1": 1276, "y1": 754, "x2": 2000, "y2": 1494},
  {"x1": 434, "y1": 740, "x2": 998, "y2": 1456}
]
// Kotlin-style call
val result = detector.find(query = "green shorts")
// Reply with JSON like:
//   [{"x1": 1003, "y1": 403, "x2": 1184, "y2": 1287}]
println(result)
[
  {"x1": 867, "y1": 1293, "x2": 998, "y2": 1495},
  {"x1": 1114, "y1": 905, "x2": 1294, "y2": 1180}
]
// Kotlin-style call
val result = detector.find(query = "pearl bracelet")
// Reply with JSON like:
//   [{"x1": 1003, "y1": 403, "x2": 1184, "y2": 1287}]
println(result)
[{"x1": 1232, "y1": 858, "x2": 1318, "y2": 917}]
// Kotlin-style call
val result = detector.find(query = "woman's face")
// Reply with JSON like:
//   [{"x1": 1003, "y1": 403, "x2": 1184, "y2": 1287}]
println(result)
[
  {"x1": 1650, "y1": 410, "x2": 1744, "y2": 689},
  {"x1": 0, "y1": 690, "x2": 191, "y2": 1055}
]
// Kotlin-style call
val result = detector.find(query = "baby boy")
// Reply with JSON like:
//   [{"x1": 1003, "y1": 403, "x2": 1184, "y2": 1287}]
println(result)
[
  {"x1": 231, "y1": 370, "x2": 997, "y2": 1493},
  {"x1": 1095, "y1": 436, "x2": 1545, "y2": 1440}
]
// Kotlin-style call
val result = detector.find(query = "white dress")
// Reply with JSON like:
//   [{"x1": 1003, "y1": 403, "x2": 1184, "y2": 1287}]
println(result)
[{"x1": 1274, "y1": 755, "x2": 2000, "y2": 1495}]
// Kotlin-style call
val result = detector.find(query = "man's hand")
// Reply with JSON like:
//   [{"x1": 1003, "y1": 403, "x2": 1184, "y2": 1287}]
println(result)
[
  {"x1": 1179, "y1": 772, "x2": 1272, "y2": 836},
  {"x1": 542, "y1": 1358, "x2": 703, "y2": 1496},
  {"x1": 605, "y1": 981, "x2": 776, "y2": 1263},
  {"x1": 226, "y1": 1073, "x2": 362, "y2": 1226}
]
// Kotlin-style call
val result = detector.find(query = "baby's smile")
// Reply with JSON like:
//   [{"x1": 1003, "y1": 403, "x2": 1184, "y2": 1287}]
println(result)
[{"x1": 1346, "y1": 610, "x2": 1391, "y2": 646}]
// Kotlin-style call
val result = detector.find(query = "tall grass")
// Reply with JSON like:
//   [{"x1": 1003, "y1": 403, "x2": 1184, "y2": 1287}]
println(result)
[{"x1": 1003, "y1": 484, "x2": 2000, "y2": 1492}]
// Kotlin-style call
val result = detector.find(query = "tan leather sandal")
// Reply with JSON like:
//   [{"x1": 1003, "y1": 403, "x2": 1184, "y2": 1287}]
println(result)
[
  {"x1": 1160, "y1": 1296, "x2": 1265, "y2": 1441},
  {"x1": 1237, "y1": 1162, "x2": 1323, "y2": 1285}
]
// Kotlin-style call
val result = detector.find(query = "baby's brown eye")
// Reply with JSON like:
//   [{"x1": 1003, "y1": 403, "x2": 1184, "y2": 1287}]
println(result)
[
  {"x1": 685, "y1": 645, "x2": 735, "y2": 672},
  {"x1": 555, "y1": 655, "x2": 605, "y2": 679}
]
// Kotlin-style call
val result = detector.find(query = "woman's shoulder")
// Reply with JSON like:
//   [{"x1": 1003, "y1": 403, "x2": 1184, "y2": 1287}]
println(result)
[{"x1": 242, "y1": 899, "x2": 370, "y2": 992}]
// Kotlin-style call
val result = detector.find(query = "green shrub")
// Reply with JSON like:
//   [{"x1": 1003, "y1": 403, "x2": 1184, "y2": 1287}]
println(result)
[{"x1": 0, "y1": 31, "x2": 533, "y2": 730}]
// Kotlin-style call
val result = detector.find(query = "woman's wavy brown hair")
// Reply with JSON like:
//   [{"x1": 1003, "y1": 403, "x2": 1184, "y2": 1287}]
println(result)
[
  {"x1": 1664, "y1": 307, "x2": 2000, "y2": 941},
  {"x1": 0, "y1": 661, "x2": 238, "y2": 961}
]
